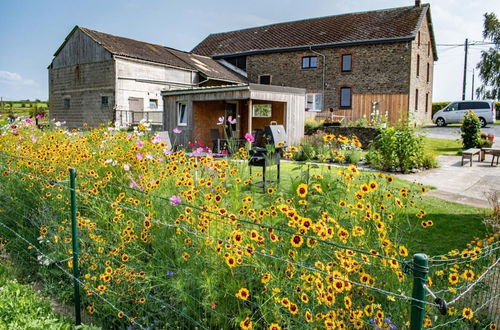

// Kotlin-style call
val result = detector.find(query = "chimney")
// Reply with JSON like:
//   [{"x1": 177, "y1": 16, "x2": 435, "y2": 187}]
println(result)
[{"x1": 415, "y1": 0, "x2": 421, "y2": 7}]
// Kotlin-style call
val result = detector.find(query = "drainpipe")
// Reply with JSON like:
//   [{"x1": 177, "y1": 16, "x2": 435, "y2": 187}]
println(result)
[{"x1": 310, "y1": 46, "x2": 326, "y2": 111}]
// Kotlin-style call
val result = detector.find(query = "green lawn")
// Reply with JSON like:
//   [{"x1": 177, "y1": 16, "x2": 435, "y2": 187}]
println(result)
[
  {"x1": 423, "y1": 137, "x2": 462, "y2": 156},
  {"x1": 249, "y1": 161, "x2": 487, "y2": 257}
]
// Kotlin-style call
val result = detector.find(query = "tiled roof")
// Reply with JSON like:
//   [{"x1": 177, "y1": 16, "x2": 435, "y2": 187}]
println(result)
[
  {"x1": 67, "y1": 27, "x2": 247, "y2": 83},
  {"x1": 192, "y1": 5, "x2": 430, "y2": 57}
]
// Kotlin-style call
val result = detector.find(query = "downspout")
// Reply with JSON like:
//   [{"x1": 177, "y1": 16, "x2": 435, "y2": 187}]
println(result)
[{"x1": 310, "y1": 46, "x2": 326, "y2": 111}]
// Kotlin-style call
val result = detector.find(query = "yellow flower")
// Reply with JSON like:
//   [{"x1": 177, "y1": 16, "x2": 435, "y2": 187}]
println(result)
[
  {"x1": 269, "y1": 323, "x2": 281, "y2": 330},
  {"x1": 235, "y1": 288, "x2": 250, "y2": 301},
  {"x1": 290, "y1": 234, "x2": 304, "y2": 248},
  {"x1": 261, "y1": 273, "x2": 271, "y2": 284},
  {"x1": 462, "y1": 307, "x2": 474, "y2": 320},
  {"x1": 448, "y1": 273, "x2": 459, "y2": 285},
  {"x1": 296, "y1": 183, "x2": 308, "y2": 198}
]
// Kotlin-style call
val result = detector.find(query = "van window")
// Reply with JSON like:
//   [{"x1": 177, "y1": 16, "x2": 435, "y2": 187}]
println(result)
[
  {"x1": 447, "y1": 103, "x2": 458, "y2": 111},
  {"x1": 458, "y1": 102, "x2": 489, "y2": 110}
]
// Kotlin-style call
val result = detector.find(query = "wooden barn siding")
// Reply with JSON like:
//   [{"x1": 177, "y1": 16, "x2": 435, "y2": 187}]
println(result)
[
  {"x1": 51, "y1": 29, "x2": 112, "y2": 69},
  {"x1": 306, "y1": 94, "x2": 409, "y2": 125}
]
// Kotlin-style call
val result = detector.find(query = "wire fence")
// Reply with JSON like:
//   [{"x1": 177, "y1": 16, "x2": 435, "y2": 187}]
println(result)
[{"x1": 0, "y1": 149, "x2": 499, "y2": 329}]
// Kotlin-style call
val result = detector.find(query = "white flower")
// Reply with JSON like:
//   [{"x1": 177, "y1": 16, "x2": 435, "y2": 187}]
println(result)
[{"x1": 124, "y1": 164, "x2": 130, "y2": 171}]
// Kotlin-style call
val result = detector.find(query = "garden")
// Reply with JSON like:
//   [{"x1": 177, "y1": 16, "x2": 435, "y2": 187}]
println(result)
[{"x1": 0, "y1": 117, "x2": 498, "y2": 329}]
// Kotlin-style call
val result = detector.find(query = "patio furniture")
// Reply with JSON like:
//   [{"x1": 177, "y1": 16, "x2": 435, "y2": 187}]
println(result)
[
  {"x1": 461, "y1": 148, "x2": 481, "y2": 166},
  {"x1": 484, "y1": 148, "x2": 500, "y2": 166}
]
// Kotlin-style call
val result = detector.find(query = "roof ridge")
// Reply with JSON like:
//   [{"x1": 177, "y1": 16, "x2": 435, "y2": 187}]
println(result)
[{"x1": 204, "y1": 5, "x2": 417, "y2": 38}]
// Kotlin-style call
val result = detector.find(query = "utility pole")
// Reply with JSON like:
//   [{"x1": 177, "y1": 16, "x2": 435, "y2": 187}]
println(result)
[
  {"x1": 462, "y1": 38, "x2": 468, "y2": 100},
  {"x1": 471, "y1": 69, "x2": 475, "y2": 100}
]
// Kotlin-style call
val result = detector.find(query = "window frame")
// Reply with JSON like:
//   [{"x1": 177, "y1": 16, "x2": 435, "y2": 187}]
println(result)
[
  {"x1": 305, "y1": 93, "x2": 322, "y2": 112},
  {"x1": 149, "y1": 99, "x2": 158, "y2": 110},
  {"x1": 177, "y1": 101, "x2": 188, "y2": 126},
  {"x1": 339, "y1": 87, "x2": 352, "y2": 109},
  {"x1": 301, "y1": 56, "x2": 318, "y2": 69},
  {"x1": 416, "y1": 54, "x2": 420, "y2": 77},
  {"x1": 415, "y1": 89, "x2": 419, "y2": 111},
  {"x1": 259, "y1": 74, "x2": 271, "y2": 85},
  {"x1": 101, "y1": 96, "x2": 109, "y2": 107},
  {"x1": 341, "y1": 54, "x2": 352, "y2": 72},
  {"x1": 63, "y1": 98, "x2": 71, "y2": 110},
  {"x1": 425, "y1": 93, "x2": 429, "y2": 114},
  {"x1": 426, "y1": 63, "x2": 430, "y2": 83}
]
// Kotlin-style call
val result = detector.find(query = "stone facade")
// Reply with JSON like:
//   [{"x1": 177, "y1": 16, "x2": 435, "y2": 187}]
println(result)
[{"x1": 49, "y1": 60, "x2": 115, "y2": 127}]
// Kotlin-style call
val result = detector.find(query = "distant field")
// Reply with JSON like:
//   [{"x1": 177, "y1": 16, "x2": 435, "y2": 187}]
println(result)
[{"x1": 0, "y1": 101, "x2": 48, "y2": 117}]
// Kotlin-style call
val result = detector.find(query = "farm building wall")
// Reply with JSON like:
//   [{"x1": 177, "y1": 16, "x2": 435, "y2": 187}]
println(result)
[
  {"x1": 49, "y1": 60, "x2": 115, "y2": 128},
  {"x1": 114, "y1": 57, "x2": 198, "y2": 116},
  {"x1": 408, "y1": 14, "x2": 434, "y2": 124}
]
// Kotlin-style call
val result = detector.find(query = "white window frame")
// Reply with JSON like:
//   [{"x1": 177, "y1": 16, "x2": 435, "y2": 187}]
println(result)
[
  {"x1": 149, "y1": 99, "x2": 158, "y2": 109},
  {"x1": 177, "y1": 102, "x2": 188, "y2": 126},
  {"x1": 305, "y1": 93, "x2": 322, "y2": 112}
]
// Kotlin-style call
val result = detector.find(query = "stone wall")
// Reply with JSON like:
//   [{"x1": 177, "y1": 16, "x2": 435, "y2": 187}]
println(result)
[
  {"x1": 245, "y1": 42, "x2": 412, "y2": 110},
  {"x1": 309, "y1": 126, "x2": 380, "y2": 149},
  {"x1": 49, "y1": 60, "x2": 115, "y2": 128}
]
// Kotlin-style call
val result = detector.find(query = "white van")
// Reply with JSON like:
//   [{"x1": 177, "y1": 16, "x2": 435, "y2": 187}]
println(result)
[{"x1": 433, "y1": 100, "x2": 496, "y2": 127}]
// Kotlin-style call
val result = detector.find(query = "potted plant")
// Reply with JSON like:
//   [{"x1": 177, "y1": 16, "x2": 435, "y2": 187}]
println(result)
[{"x1": 487, "y1": 133, "x2": 495, "y2": 142}]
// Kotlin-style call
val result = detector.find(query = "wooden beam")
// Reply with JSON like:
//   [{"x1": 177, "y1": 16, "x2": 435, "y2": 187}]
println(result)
[{"x1": 247, "y1": 99, "x2": 253, "y2": 134}]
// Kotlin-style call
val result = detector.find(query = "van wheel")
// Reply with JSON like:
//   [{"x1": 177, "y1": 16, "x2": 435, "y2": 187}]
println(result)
[
  {"x1": 479, "y1": 117, "x2": 487, "y2": 128},
  {"x1": 436, "y1": 117, "x2": 446, "y2": 127}
]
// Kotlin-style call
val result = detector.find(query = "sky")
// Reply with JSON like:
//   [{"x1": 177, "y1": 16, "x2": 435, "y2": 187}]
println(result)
[{"x1": 0, "y1": 0, "x2": 498, "y2": 102}]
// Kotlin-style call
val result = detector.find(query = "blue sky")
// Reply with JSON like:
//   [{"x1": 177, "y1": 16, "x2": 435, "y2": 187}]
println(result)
[{"x1": 0, "y1": 0, "x2": 498, "y2": 102}]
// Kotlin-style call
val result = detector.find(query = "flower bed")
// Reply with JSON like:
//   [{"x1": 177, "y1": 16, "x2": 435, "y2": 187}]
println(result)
[{"x1": 0, "y1": 119, "x2": 497, "y2": 329}]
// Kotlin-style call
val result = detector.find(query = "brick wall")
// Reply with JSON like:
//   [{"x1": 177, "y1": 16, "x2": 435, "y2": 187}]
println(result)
[
  {"x1": 49, "y1": 60, "x2": 115, "y2": 128},
  {"x1": 409, "y1": 14, "x2": 434, "y2": 124},
  {"x1": 245, "y1": 42, "x2": 412, "y2": 111}
]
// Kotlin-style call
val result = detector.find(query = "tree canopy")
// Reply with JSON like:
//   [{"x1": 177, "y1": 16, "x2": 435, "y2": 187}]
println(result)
[{"x1": 476, "y1": 12, "x2": 500, "y2": 100}]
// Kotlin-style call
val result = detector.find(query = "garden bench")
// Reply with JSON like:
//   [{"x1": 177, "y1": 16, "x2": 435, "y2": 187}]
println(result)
[
  {"x1": 483, "y1": 148, "x2": 500, "y2": 166},
  {"x1": 461, "y1": 148, "x2": 481, "y2": 166}
]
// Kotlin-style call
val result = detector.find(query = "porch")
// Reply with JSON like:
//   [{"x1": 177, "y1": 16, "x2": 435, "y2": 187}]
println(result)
[{"x1": 161, "y1": 84, "x2": 305, "y2": 149}]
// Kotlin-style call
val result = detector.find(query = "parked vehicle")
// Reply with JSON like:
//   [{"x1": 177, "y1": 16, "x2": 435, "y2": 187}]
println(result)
[{"x1": 432, "y1": 100, "x2": 496, "y2": 127}]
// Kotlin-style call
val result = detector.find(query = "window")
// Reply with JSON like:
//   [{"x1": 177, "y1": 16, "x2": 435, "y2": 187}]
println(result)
[
  {"x1": 177, "y1": 102, "x2": 188, "y2": 126},
  {"x1": 259, "y1": 75, "x2": 271, "y2": 85},
  {"x1": 426, "y1": 63, "x2": 430, "y2": 83},
  {"x1": 458, "y1": 101, "x2": 490, "y2": 110},
  {"x1": 427, "y1": 41, "x2": 431, "y2": 57},
  {"x1": 425, "y1": 93, "x2": 429, "y2": 113},
  {"x1": 341, "y1": 54, "x2": 352, "y2": 72},
  {"x1": 305, "y1": 93, "x2": 322, "y2": 111},
  {"x1": 101, "y1": 96, "x2": 109, "y2": 106},
  {"x1": 149, "y1": 99, "x2": 158, "y2": 109},
  {"x1": 252, "y1": 104, "x2": 272, "y2": 117},
  {"x1": 302, "y1": 56, "x2": 317, "y2": 69},
  {"x1": 415, "y1": 89, "x2": 419, "y2": 111},
  {"x1": 63, "y1": 98, "x2": 70, "y2": 109},
  {"x1": 416, "y1": 55, "x2": 420, "y2": 77},
  {"x1": 340, "y1": 87, "x2": 352, "y2": 109},
  {"x1": 418, "y1": 31, "x2": 421, "y2": 47},
  {"x1": 446, "y1": 102, "x2": 458, "y2": 111}
]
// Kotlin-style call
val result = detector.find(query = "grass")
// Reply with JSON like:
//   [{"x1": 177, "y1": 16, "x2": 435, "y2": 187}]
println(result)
[
  {"x1": 256, "y1": 161, "x2": 487, "y2": 257},
  {"x1": 423, "y1": 136, "x2": 462, "y2": 155}
]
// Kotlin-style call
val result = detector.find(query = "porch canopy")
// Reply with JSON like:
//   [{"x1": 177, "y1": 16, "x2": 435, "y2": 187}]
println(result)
[{"x1": 161, "y1": 83, "x2": 305, "y2": 148}]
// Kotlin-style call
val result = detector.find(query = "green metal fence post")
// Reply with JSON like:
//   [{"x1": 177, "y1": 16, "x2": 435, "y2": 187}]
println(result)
[
  {"x1": 410, "y1": 253, "x2": 429, "y2": 330},
  {"x1": 69, "y1": 168, "x2": 81, "y2": 325}
]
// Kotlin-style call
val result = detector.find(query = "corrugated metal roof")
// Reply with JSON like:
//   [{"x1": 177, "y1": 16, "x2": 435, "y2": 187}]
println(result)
[{"x1": 57, "y1": 27, "x2": 247, "y2": 83}]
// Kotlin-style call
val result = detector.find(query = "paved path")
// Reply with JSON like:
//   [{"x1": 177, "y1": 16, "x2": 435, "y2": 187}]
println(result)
[{"x1": 395, "y1": 155, "x2": 500, "y2": 208}]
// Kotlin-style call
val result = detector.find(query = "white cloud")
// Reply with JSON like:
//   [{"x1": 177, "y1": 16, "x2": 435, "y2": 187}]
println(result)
[{"x1": 0, "y1": 70, "x2": 36, "y2": 86}]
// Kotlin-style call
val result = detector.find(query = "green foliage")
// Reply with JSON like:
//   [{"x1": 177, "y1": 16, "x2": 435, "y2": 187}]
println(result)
[
  {"x1": 366, "y1": 124, "x2": 425, "y2": 173},
  {"x1": 460, "y1": 110, "x2": 482, "y2": 149},
  {"x1": 304, "y1": 119, "x2": 323, "y2": 135},
  {"x1": 344, "y1": 148, "x2": 362, "y2": 164},
  {"x1": 432, "y1": 102, "x2": 450, "y2": 117},
  {"x1": 476, "y1": 12, "x2": 500, "y2": 99}
]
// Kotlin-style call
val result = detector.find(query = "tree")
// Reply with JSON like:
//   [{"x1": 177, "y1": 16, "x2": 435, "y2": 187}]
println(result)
[{"x1": 476, "y1": 13, "x2": 500, "y2": 100}]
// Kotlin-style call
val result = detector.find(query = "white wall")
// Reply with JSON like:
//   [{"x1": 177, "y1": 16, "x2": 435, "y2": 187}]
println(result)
[{"x1": 114, "y1": 57, "x2": 198, "y2": 113}]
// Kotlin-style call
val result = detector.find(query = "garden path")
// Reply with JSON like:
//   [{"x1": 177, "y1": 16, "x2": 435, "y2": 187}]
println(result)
[{"x1": 394, "y1": 155, "x2": 500, "y2": 208}]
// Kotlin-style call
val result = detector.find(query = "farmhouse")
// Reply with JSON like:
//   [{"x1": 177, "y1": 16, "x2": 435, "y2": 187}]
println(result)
[
  {"x1": 192, "y1": 1, "x2": 438, "y2": 124},
  {"x1": 48, "y1": 26, "x2": 247, "y2": 129}
]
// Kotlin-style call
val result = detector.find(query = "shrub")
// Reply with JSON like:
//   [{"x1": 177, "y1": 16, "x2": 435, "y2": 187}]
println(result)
[
  {"x1": 421, "y1": 152, "x2": 439, "y2": 169},
  {"x1": 367, "y1": 124, "x2": 425, "y2": 173},
  {"x1": 344, "y1": 148, "x2": 363, "y2": 164},
  {"x1": 432, "y1": 102, "x2": 450, "y2": 117},
  {"x1": 461, "y1": 110, "x2": 481, "y2": 149},
  {"x1": 304, "y1": 119, "x2": 323, "y2": 135}
]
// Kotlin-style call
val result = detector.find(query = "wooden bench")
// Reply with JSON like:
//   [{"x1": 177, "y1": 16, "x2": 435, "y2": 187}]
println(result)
[
  {"x1": 461, "y1": 148, "x2": 481, "y2": 166},
  {"x1": 483, "y1": 148, "x2": 500, "y2": 166}
]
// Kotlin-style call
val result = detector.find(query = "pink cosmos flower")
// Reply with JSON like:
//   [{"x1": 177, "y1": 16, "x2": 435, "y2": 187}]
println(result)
[
  {"x1": 169, "y1": 195, "x2": 181, "y2": 206},
  {"x1": 244, "y1": 133, "x2": 255, "y2": 142},
  {"x1": 216, "y1": 117, "x2": 224, "y2": 125},
  {"x1": 136, "y1": 140, "x2": 144, "y2": 148},
  {"x1": 136, "y1": 153, "x2": 143, "y2": 160},
  {"x1": 130, "y1": 180, "x2": 138, "y2": 188},
  {"x1": 227, "y1": 116, "x2": 237, "y2": 124},
  {"x1": 30, "y1": 135, "x2": 37, "y2": 142},
  {"x1": 173, "y1": 128, "x2": 182, "y2": 134}
]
